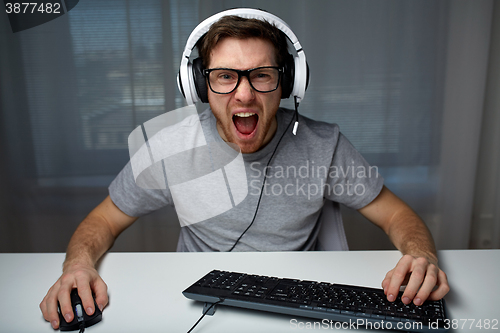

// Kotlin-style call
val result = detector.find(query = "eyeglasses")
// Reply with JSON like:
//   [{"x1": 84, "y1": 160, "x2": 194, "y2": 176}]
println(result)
[{"x1": 203, "y1": 66, "x2": 282, "y2": 94}]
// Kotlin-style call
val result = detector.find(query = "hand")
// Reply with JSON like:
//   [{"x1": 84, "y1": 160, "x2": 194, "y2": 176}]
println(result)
[
  {"x1": 382, "y1": 254, "x2": 449, "y2": 306},
  {"x1": 40, "y1": 263, "x2": 108, "y2": 329}
]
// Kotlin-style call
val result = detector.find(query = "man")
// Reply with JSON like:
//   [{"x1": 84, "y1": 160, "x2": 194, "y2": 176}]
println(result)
[{"x1": 40, "y1": 12, "x2": 449, "y2": 330}]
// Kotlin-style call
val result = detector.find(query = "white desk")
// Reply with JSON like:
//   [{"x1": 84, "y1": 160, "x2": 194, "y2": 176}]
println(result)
[{"x1": 0, "y1": 250, "x2": 498, "y2": 332}]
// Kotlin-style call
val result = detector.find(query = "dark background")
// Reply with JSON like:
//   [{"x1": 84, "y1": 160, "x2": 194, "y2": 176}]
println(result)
[{"x1": 1, "y1": 0, "x2": 499, "y2": 253}]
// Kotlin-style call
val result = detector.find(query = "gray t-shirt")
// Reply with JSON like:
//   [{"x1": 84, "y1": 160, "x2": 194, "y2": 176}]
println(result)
[{"x1": 109, "y1": 107, "x2": 384, "y2": 252}]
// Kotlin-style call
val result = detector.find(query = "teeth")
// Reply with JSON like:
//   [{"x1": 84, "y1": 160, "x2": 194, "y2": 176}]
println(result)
[{"x1": 234, "y1": 112, "x2": 256, "y2": 118}]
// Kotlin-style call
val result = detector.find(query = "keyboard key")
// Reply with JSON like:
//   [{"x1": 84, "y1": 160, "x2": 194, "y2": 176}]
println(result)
[
  {"x1": 341, "y1": 310, "x2": 356, "y2": 315},
  {"x1": 371, "y1": 314, "x2": 385, "y2": 320},
  {"x1": 313, "y1": 306, "x2": 327, "y2": 312},
  {"x1": 356, "y1": 312, "x2": 372, "y2": 318}
]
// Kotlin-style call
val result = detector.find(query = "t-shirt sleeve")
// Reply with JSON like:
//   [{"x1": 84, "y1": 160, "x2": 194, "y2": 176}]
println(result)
[
  {"x1": 108, "y1": 161, "x2": 173, "y2": 217},
  {"x1": 325, "y1": 133, "x2": 384, "y2": 210}
]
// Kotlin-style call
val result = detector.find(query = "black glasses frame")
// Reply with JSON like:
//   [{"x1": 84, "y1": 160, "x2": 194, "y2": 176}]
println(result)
[{"x1": 203, "y1": 66, "x2": 283, "y2": 94}]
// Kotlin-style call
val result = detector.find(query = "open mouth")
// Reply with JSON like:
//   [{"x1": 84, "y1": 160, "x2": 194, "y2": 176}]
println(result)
[{"x1": 233, "y1": 112, "x2": 259, "y2": 136}]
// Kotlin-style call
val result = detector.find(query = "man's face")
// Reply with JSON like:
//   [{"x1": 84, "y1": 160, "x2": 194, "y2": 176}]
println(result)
[{"x1": 207, "y1": 37, "x2": 282, "y2": 154}]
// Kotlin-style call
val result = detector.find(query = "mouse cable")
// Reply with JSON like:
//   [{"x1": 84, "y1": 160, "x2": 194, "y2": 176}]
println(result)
[
  {"x1": 79, "y1": 322, "x2": 85, "y2": 333},
  {"x1": 228, "y1": 97, "x2": 300, "y2": 252},
  {"x1": 186, "y1": 298, "x2": 225, "y2": 333}
]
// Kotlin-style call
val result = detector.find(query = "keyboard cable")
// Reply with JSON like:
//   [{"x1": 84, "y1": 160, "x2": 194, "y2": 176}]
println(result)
[{"x1": 186, "y1": 298, "x2": 225, "y2": 333}]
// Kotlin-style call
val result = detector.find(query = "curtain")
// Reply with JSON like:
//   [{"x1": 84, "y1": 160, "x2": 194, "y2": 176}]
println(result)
[{"x1": 0, "y1": 0, "x2": 497, "y2": 252}]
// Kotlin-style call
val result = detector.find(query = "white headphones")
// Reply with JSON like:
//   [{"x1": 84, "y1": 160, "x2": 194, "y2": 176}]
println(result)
[{"x1": 177, "y1": 8, "x2": 308, "y2": 106}]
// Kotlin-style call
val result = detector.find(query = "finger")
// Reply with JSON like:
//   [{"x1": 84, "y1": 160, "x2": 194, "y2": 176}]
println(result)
[
  {"x1": 57, "y1": 284, "x2": 74, "y2": 326},
  {"x1": 41, "y1": 283, "x2": 64, "y2": 329},
  {"x1": 92, "y1": 278, "x2": 109, "y2": 311},
  {"x1": 381, "y1": 270, "x2": 393, "y2": 295},
  {"x1": 383, "y1": 271, "x2": 410, "y2": 293},
  {"x1": 401, "y1": 258, "x2": 431, "y2": 305},
  {"x1": 382, "y1": 270, "x2": 410, "y2": 294},
  {"x1": 427, "y1": 270, "x2": 450, "y2": 301},
  {"x1": 42, "y1": 283, "x2": 67, "y2": 329},
  {"x1": 386, "y1": 255, "x2": 413, "y2": 302},
  {"x1": 76, "y1": 278, "x2": 95, "y2": 316},
  {"x1": 39, "y1": 297, "x2": 46, "y2": 320},
  {"x1": 412, "y1": 264, "x2": 439, "y2": 305},
  {"x1": 43, "y1": 294, "x2": 60, "y2": 329},
  {"x1": 40, "y1": 285, "x2": 53, "y2": 321}
]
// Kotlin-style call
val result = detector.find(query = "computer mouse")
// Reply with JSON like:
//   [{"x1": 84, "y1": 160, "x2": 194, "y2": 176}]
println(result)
[{"x1": 58, "y1": 289, "x2": 102, "y2": 331}]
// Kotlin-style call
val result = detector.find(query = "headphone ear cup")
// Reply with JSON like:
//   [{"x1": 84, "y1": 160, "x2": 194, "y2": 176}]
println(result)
[
  {"x1": 281, "y1": 54, "x2": 294, "y2": 99},
  {"x1": 192, "y1": 58, "x2": 209, "y2": 103},
  {"x1": 305, "y1": 61, "x2": 310, "y2": 91}
]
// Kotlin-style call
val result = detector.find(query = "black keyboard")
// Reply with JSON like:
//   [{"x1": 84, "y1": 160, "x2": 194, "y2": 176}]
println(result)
[{"x1": 183, "y1": 270, "x2": 448, "y2": 332}]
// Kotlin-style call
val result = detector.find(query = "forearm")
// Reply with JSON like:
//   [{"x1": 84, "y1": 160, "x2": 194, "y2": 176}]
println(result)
[
  {"x1": 62, "y1": 195, "x2": 137, "y2": 271},
  {"x1": 63, "y1": 215, "x2": 116, "y2": 271},
  {"x1": 359, "y1": 186, "x2": 438, "y2": 263},
  {"x1": 386, "y1": 208, "x2": 438, "y2": 265}
]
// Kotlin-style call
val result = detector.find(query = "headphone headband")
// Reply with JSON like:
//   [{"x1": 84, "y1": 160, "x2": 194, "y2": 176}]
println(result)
[
  {"x1": 181, "y1": 8, "x2": 303, "y2": 58},
  {"x1": 178, "y1": 8, "x2": 308, "y2": 105}
]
